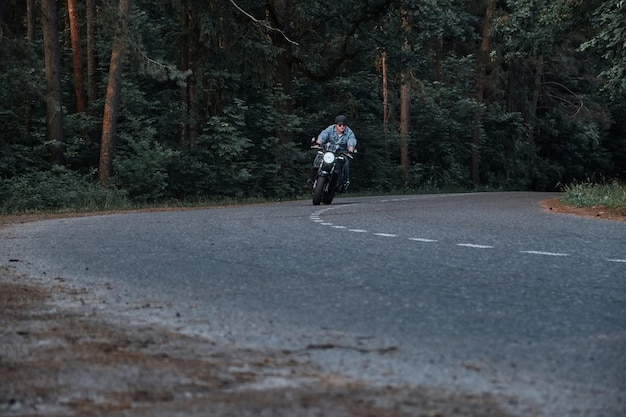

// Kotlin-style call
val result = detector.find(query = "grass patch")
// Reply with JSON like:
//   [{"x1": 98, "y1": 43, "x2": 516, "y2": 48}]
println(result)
[{"x1": 560, "y1": 180, "x2": 626, "y2": 213}]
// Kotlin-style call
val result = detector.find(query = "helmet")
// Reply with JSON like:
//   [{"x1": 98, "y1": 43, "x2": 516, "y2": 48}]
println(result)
[{"x1": 334, "y1": 115, "x2": 347, "y2": 125}]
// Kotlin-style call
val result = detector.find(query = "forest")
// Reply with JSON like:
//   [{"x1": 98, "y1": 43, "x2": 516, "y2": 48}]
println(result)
[{"x1": 1, "y1": 0, "x2": 625, "y2": 212}]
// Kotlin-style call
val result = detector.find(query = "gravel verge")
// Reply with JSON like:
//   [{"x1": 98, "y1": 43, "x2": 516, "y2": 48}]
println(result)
[{"x1": 0, "y1": 266, "x2": 525, "y2": 417}]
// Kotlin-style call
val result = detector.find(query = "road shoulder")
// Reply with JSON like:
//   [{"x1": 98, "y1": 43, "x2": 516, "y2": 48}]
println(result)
[{"x1": 1, "y1": 264, "x2": 524, "y2": 417}]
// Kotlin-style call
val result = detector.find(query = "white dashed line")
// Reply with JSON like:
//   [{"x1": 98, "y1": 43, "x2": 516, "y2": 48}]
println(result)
[
  {"x1": 310, "y1": 198, "x2": 622, "y2": 263},
  {"x1": 457, "y1": 243, "x2": 494, "y2": 249},
  {"x1": 520, "y1": 250, "x2": 570, "y2": 257}
]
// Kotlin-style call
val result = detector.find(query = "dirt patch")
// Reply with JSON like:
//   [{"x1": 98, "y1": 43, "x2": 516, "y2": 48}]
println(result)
[
  {"x1": 0, "y1": 266, "x2": 527, "y2": 417},
  {"x1": 539, "y1": 198, "x2": 626, "y2": 222}
]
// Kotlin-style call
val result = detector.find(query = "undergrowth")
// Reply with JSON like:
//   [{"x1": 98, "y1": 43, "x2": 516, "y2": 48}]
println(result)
[{"x1": 560, "y1": 180, "x2": 626, "y2": 211}]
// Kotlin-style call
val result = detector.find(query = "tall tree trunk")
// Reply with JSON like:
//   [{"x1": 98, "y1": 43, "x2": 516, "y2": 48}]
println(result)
[
  {"x1": 99, "y1": 0, "x2": 130, "y2": 185},
  {"x1": 471, "y1": 0, "x2": 495, "y2": 186},
  {"x1": 399, "y1": 11, "x2": 411, "y2": 183},
  {"x1": 179, "y1": 0, "x2": 193, "y2": 149},
  {"x1": 275, "y1": 41, "x2": 294, "y2": 145},
  {"x1": 0, "y1": 0, "x2": 4, "y2": 40},
  {"x1": 399, "y1": 73, "x2": 410, "y2": 182},
  {"x1": 41, "y1": 0, "x2": 65, "y2": 164},
  {"x1": 268, "y1": 0, "x2": 293, "y2": 145},
  {"x1": 432, "y1": 37, "x2": 443, "y2": 82},
  {"x1": 68, "y1": 0, "x2": 86, "y2": 113},
  {"x1": 525, "y1": 55, "x2": 544, "y2": 184},
  {"x1": 528, "y1": 55, "x2": 544, "y2": 143},
  {"x1": 179, "y1": 0, "x2": 198, "y2": 149},
  {"x1": 86, "y1": 0, "x2": 97, "y2": 107},
  {"x1": 381, "y1": 49, "x2": 389, "y2": 125},
  {"x1": 26, "y1": 0, "x2": 36, "y2": 41}
]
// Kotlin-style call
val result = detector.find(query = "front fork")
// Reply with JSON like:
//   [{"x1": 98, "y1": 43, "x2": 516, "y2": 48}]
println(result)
[
  {"x1": 311, "y1": 155, "x2": 345, "y2": 190},
  {"x1": 312, "y1": 168, "x2": 329, "y2": 190}
]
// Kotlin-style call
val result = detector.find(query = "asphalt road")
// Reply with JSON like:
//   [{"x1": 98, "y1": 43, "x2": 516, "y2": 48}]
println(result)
[{"x1": 2, "y1": 192, "x2": 625, "y2": 417}]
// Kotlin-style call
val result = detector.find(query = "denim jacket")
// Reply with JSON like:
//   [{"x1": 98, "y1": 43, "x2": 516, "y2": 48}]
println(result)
[{"x1": 318, "y1": 125, "x2": 357, "y2": 151}]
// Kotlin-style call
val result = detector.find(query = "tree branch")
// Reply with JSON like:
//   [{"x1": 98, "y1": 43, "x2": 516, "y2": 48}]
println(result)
[
  {"x1": 543, "y1": 81, "x2": 588, "y2": 117},
  {"x1": 229, "y1": 0, "x2": 299, "y2": 46}
]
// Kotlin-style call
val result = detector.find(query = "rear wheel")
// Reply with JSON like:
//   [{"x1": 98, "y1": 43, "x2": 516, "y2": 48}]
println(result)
[{"x1": 312, "y1": 176, "x2": 326, "y2": 205}]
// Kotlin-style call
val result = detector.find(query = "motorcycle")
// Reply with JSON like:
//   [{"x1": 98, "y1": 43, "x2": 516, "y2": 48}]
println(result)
[{"x1": 310, "y1": 142, "x2": 353, "y2": 205}]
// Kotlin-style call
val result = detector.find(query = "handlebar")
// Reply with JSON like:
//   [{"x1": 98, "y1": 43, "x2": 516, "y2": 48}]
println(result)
[{"x1": 310, "y1": 145, "x2": 355, "y2": 160}]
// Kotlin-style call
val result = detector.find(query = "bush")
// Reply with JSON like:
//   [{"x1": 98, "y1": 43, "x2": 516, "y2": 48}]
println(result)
[
  {"x1": 113, "y1": 137, "x2": 179, "y2": 203},
  {"x1": 560, "y1": 180, "x2": 626, "y2": 208},
  {"x1": 0, "y1": 166, "x2": 129, "y2": 214}
]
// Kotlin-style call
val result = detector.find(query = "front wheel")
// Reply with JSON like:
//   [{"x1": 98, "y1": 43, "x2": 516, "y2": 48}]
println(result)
[
  {"x1": 321, "y1": 187, "x2": 335, "y2": 205},
  {"x1": 312, "y1": 176, "x2": 326, "y2": 205}
]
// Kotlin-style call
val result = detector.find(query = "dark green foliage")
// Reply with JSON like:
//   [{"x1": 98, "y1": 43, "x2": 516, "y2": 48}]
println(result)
[
  {"x1": 409, "y1": 82, "x2": 477, "y2": 189},
  {"x1": 194, "y1": 102, "x2": 254, "y2": 196},
  {"x1": 0, "y1": 39, "x2": 49, "y2": 178},
  {"x1": 353, "y1": 125, "x2": 405, "y2": 192},
  {"x1": 579, "y1": 0, "x2": 626, "y2": 98},
  {"x1": 114, "y1": 135, "x2": 179, "y2": 202},
  {"x1": 533, "y1": 110, "x2": 614, "y2": 189},
  {"x1": 0, "y1": 166, "x2": 128, "y2": 213},
  {"x1": 479, "y1": 106, "x2": 532, "y2": 190},
  {"x1": 605, "y1": 93, "x2": 626, "y2": 178},
  {"x1": 0, "y1": 0, "x2": 623, "y2": 212}
]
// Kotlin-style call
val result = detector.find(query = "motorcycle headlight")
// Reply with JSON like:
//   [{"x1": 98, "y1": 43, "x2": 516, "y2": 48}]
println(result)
[{"x1": 323, "y1": 152, "x2": 335, "y2": 164}]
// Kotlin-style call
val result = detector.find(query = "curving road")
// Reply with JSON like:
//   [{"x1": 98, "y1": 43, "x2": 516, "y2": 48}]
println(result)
[{"x1": 2, "y1": 192, "x2": 625, "y2": 417}]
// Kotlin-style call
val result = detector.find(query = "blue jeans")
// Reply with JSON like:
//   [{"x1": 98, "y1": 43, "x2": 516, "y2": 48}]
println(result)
[{"x1": 342, "y1": 157, "x2": 350, "y2": 184}]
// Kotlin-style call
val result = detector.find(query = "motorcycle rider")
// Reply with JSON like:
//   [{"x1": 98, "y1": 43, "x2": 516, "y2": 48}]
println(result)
[{"x1": 311, "y1": 115, "x2": 357, "y2": 190}]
